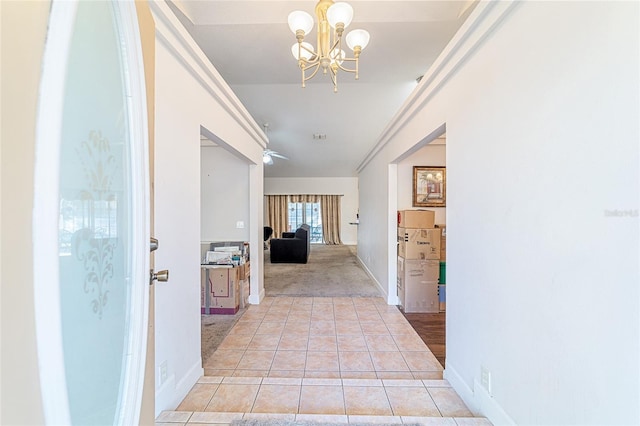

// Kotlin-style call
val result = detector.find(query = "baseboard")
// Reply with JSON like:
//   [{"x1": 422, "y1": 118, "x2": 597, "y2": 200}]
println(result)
[
  {"x1": 445, "y1": 362, "x2": 516, "y2": 426},
  {"x1": 443, "y1": 363, "x2": 478, "y2": 413},
  {"x1": 248, "y1": 287, "x2": 265, "y2": 305},
  {"x1": 155, "y1": 358, "x2": 203, "y2": 417},
  {"x1": 355, "y1": 254, "x2": 388, "y2": 301}
]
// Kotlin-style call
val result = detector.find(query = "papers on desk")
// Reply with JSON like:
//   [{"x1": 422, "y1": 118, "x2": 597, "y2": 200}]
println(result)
[{"x1": 205, "y1": 251, "x2": 232, "y2": 264}]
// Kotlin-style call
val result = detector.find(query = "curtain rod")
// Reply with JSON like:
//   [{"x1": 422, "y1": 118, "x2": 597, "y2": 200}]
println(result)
[{"x1": 264, "y1": 194, "x2": 344, "y2": 196}]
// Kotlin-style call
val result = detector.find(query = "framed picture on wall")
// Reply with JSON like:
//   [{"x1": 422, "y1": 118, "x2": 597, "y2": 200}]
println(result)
[{"x1": 413, "y1": 166, "x2": 446, "y2": 207}]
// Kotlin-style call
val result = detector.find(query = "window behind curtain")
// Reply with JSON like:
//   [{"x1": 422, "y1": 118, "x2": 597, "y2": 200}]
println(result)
[{"x1": 288, "y1": 202, "x2": 322, "y2": 243}]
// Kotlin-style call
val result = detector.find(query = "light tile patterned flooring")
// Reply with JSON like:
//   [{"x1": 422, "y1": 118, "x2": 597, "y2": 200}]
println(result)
[{"x1": 158, "y1": 296, "x2": 491, "y2": 425}]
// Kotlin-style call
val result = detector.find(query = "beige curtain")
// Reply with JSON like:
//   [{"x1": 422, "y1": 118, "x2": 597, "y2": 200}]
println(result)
[
  {"x1": 265, "y1": 195, "x2": 289, "y2": 238},
  {"x1": 320, "y1": 195, "x2": 342, "y2": 245}
]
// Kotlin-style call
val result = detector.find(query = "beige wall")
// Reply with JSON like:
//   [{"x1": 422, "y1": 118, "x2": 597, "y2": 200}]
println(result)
[
  {"x1": 0, "y1": 1, "x2": 50, "y2": 424},
  {"x1": 136, "y1": 0, "x2": 157, "y2": 424}
]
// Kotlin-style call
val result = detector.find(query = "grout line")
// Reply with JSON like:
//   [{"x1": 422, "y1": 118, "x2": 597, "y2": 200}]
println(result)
[{"x1": 425, "y1": 387, "x2": 445, "y2": 418}]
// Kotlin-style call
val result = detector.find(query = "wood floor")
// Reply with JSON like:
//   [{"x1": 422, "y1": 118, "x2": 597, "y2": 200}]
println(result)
[{"x1": 401, "y1": 311, "x2": 446, "y2": 368}]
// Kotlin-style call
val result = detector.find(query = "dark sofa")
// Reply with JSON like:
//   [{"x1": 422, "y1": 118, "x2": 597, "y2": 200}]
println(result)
[{"x1": 270, "y1": 224, "x2": 310, "y2": 264}]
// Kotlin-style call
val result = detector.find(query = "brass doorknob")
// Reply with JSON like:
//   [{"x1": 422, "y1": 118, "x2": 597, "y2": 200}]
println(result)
[{"x1": 150, "y1": 269, "x2": 169, "y2": 285}]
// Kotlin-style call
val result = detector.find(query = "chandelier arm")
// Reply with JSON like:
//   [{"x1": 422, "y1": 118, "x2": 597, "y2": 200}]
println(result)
[
  {"x1": 335, "y1": 57, "x2": 358, "y2": 74},
  {"x1": 300, "y1": 44, "x2": 320, "y2": 64},
  {"x1": 329, "y1": 36, "x2": 342, "y2": 56},
  {"x1": 303, "y1": 62, "x2": 322, "y2": 82}
]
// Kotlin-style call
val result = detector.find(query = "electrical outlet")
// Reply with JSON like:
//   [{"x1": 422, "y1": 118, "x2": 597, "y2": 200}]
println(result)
[
  {"x1": 159, "y1": 361, "x2": 168, "y2": 384},
  {"x1": 480, "y1": 365, "x2": 492, "y2": 395}
]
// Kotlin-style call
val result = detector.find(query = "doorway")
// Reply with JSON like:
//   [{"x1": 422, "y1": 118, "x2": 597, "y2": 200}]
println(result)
[
  {"x1": 199, "y1": 131, "x2": 252, "y2": 370},
  {"x1": 392, "y1": 129, "x2": 447, "y2": 367}
]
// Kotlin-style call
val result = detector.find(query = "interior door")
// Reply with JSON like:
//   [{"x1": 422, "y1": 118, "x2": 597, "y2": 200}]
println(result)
[{"x1": 32, "y1": 1, "x2": 150, "y2": 424}]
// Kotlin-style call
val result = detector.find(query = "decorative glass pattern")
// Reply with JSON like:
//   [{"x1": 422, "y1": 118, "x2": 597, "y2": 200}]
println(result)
[{"x1": 57, "y1": 2, "x2": 134, "y2": 424}]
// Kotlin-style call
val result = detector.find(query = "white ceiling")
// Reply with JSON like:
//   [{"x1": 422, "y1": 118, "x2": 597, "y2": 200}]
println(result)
[{"x1": 170, "y1": 0, "x2": 475, "y2": 177}]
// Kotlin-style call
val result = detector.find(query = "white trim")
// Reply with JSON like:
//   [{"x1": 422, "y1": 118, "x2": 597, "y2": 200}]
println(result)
[
  {"x1": 443, "y1": 362, "x2": 478, "y2": 414},
  {"x1": 445, "y1": 362, "x2": 516, "y2": 426},
  {"x1": 249, "y1": 287, "x2": 266, "y2": 305},
  {"x1": 148, "y1": 0, "x2": 267, "y2": 151},
  {"x1": 154, "y1": 359, "x2": 203, "y2": 417},
  {"x1": 32, "y1": 2, "x2": 77, "y2": 424},
  {"x1": 387, "y1": 164, "x2": 399, "y2": 305},
  {"x1": 473, "y1": 379, "x2": 517, "y2": 426},
  {"x1": 249, "y1": 163, "x2": 265, "y2": 303},
  {"x1": 356, "y1": 0, "x2": 518, "y2": 173},
  {"x1": 354, "y1": 254, "x2": 388, "y2": 303}
]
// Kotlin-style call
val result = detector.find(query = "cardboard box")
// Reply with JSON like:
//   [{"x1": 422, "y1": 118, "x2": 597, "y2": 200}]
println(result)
[
  {"x1": 401, "y1": 281, "x2": 439, "y2": 313},
  {"x1": 398, "y1": 228, "x2": 441, "y2": 260},
  {"x1": 240, "y1": 278, "x2": 250, "y2": 309},
  {"x1": 436, "y1": 224, "x2": 446, "y2": 260},
  {"x1": 239, "y1": 261, "x2": 250, "y2": 280},
  {"x1": 397, "y1": 257, "x2": 439, "y2": 313},
  {"x1": 400, "y1": 258, "x2": 440, "y2": 282},
  {"x1": 201, "y1": 265, "x2": 239, "y2": 314},
  {"x1": 398, "y1": 210, "x2": 435, "y2": 229}
]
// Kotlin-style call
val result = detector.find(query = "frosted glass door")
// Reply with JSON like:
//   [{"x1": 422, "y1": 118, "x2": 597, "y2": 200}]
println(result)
[{"x1": 34, "y1": 1, "x2": 149, "y2": 424}]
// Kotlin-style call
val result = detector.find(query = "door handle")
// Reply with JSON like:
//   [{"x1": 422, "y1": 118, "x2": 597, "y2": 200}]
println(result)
[
  {"x1": 150, "y1": 269, "x2": 169, "y2": 285},
  {"x1": 149, "y1": 237, "x2": 168, "y2": 285}
]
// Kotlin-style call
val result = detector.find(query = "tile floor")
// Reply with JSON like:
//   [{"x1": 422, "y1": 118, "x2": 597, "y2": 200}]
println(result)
[
  {"x1": 158, "y1": 296, "x2": 490, "y2": 425},
  {"x1": 202, "y1": 296, "x2": 443, "y2": 380}
]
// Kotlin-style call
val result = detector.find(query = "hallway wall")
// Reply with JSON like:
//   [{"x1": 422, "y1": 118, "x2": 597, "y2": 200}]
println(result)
[
  {"x1": 357, "y1": 1, "x2": 639, "y2": 424},
  {"x1": 201, "y1": 146, "x2": 250, "y2": 243},
  {"x1": 151, "y1": 1, "x2": 266, "y2": 416}
]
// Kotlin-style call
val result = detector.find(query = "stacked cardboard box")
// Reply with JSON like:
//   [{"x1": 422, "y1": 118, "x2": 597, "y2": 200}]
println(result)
[
  {"x1": 436, "y1": 224, "x2": 446, "y2": 261},
  {"x1": 435, "y1": 224, "x2": 446, "y2": 312},
  {"x1": 201, "y1": 265, "x2": 239, "y2": 314},
  {"x1": 397, "y1": 210, "x2": 441, "y2": 313}
]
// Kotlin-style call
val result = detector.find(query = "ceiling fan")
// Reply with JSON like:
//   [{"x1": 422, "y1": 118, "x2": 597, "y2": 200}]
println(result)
[{"x1": 263, "y1": 149, "x2": 288, "y2": 165}]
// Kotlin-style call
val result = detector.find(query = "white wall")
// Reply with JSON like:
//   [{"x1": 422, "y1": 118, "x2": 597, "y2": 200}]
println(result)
[
  {"x1": 201, "y1": 146, "x2": 250, "y2": 243},
  {"x1": 397, "y1": 142, "x2": 446, "y2": 224},
  {"x1": 357, "y1": 2, "x2": 639, "y2": 425},
  {"x1": 151, "y1": 2, "x2": 266, "y2": 416},
  {"x1": 264, "y1": 177, "x2": 359, "y2": 245}
]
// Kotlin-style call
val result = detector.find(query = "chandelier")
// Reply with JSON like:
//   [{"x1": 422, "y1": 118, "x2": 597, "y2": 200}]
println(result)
[{"x1": 288, "y1": 0, "x2": 370, "y2": 93}]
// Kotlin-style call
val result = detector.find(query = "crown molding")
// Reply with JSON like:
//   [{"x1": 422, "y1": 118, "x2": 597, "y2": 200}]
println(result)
[
  {"x1": 149, "y1": 1, "x2": 267, "y2": 150},
  {"x1": 357, "y1": 0, "x2": 518, "y2": 173}
]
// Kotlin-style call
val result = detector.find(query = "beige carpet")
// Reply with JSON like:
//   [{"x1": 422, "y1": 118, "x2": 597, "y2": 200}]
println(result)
[
  {"x1": 201, "y1": 309, "x2": 245, "y2": 366},
  {"x1": 264, "y1": 244, "x2": 382, "y2": 297}
]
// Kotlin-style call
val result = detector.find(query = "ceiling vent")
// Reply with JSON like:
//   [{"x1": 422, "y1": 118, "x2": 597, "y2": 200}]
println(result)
[{"x1": 313, "y1": 133, "x2": 327, "y2": 140}]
